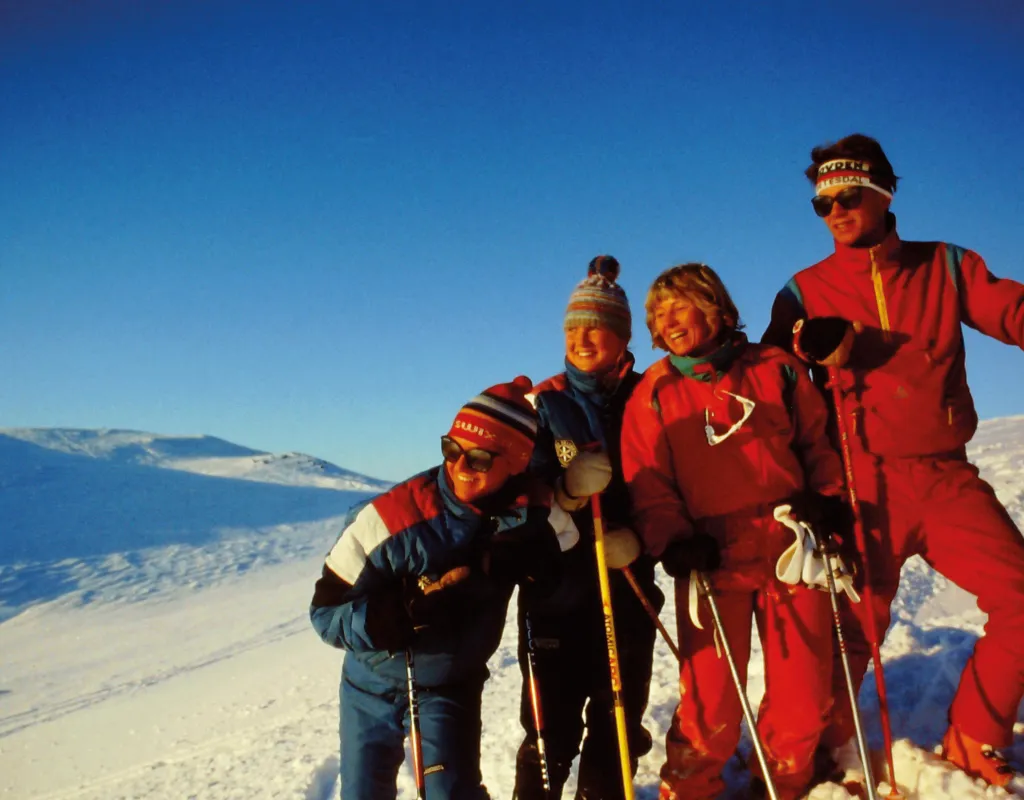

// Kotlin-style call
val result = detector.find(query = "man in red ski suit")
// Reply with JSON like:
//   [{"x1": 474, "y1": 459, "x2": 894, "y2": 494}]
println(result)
[
  {"x1": 763, "y1": 133, "x2": 1024, "y2": 789},
  {"x1": 622, "y1": 263, "x2": 846, "y2": 800}
]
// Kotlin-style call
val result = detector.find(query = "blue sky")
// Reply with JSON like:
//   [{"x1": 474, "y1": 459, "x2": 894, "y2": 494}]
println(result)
[{"x1": 4, "y1": 0, "x2": 1023, "y2": 481}]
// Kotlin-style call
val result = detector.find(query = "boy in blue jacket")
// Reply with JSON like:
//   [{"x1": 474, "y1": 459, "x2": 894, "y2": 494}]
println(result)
[
  {"x1": 310, "y1": 376, "x2": 578, "y2": 800},
  {"x1": 514, "y1": 257, "x2": 664, "y2": 800}
]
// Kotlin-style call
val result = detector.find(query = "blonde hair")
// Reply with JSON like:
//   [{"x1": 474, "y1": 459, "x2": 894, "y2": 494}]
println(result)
[{"x1": 644, "y1": 263, "x2": 743, "y2": 351}]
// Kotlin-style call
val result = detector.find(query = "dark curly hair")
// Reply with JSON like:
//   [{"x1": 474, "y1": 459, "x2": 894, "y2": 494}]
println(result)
[{"x1": 804, "y1": 133, "x2": 900, "y2": 193}]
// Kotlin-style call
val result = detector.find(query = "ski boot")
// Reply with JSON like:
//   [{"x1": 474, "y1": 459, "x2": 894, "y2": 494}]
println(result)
[{"x1": 941, "y1": 725, "x2": 1015, "y2": 789}]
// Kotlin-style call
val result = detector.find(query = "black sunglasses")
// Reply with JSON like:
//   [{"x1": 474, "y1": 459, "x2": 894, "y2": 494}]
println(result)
[
  {"x1": 441, "y1": 436, "x2": 500, "y2": 473},
  {"x1": 811, "y1": 186, "x2": 864, "y2": 218}
]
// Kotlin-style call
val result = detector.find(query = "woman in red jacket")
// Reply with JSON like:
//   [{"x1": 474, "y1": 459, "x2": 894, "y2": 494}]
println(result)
[{"x1": 621, "y1": 263, "x2": 845, "y2": 800}]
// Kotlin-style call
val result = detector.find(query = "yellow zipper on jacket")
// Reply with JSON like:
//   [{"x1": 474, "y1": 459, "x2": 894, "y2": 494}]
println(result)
[{"x1": 870, "y1": 248, "x2": 891, "y2": 335}]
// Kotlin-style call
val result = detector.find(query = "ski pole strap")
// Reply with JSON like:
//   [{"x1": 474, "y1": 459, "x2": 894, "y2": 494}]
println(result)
[
  {"x1": 688, "y1": 570, "x2": 703, "y2": 630},
  {"x1": 690, "y1": 571, "x2": 722, "y2": 658}
]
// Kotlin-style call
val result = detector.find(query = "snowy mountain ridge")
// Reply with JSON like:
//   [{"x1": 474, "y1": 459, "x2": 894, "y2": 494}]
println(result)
[
  {"x1": 0, "y1": 428, "x2": 387, "y2": 623},
  {"x1": 0, "y1": 427, "x2": 392, "y2": 493}
]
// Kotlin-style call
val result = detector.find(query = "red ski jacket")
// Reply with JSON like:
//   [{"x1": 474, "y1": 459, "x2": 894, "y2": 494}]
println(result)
[
  {"x1": 621, "y1": 341, "x2": 843, "y2": 559},
  {"x1": 763, "y1": 220, "x2": 1024, "y2": 458}
]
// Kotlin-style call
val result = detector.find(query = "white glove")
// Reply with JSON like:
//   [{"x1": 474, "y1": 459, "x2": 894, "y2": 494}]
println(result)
[
  {"x1": 555, "y1": 477, "x2": 588, "y2": 512},
  {"x1": 564, "y1": 450, "x2": 612, "y2": 498},
  {"x1": 774, "y1": 504, "x2": 860, "y2": 603},
  {"x1": 547, "y1": 503, "x2": 580, "y2": 552},
  {"x1": 604, "y1": 527, "x2": 641, "y2": 570}
]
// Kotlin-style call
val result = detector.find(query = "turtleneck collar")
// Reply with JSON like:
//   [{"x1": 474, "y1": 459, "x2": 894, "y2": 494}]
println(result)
[
  {"x1": 669, "y1": 333, "x2": 747, "y2": 382},
  {"x1": 564, "y1": 350, "x2": 636, "y2": 399},
  {"x1": 830, "y1": 212, "x2": 902, "y2": 273}
]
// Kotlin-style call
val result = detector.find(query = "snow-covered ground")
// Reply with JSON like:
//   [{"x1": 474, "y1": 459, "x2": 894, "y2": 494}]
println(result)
[{"x1": 1, "y1": 424, "x2": 1022, "y2": 799}]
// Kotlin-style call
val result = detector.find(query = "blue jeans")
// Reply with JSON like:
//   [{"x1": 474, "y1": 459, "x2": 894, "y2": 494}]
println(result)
[{"x1": 339, "y1": 658, "x2": 491, "y2": 800}]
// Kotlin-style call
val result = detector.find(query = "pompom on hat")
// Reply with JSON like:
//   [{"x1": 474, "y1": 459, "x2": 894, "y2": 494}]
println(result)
[
  {"x1": 447, "y1": 376, "x2": 538, "y2": 468},
  {"x1": 564, "y1": 255, "x2": 632, "y2": 341}
]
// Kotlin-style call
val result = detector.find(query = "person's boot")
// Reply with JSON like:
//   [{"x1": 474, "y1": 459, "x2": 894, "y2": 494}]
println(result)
[
  {"x1": 941, "y1": 725, "x2": 1015, "y2": 788},
  {"x1": 513, "y1": 739, "x2": 570, "y2": 799},
  {"x1": 806, "y1": 738, "x2": 877, "y2": 798}
]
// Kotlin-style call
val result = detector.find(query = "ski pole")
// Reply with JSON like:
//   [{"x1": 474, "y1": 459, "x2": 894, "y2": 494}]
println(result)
[
  {"x1": 405, "y1": 647, "x2": 427, "y2": 800},
  {"x1": 591, "y1": 492, "x2": 635, "y2": 800},
  {"x1": 811, "y1": 530, "x2": 879, "y2": 800},
  {"x1": 621, "y1": 565, "x2": 681, "y2": 662},
  {"x1": 524, "y1": 612, "x2": 553, "y2": 797},
  {"x1": 826, "y1": 365, "x2": 900, "y2": 798},
  {"x1": 694, "y1": 572, "x2": 780, "y2": 800}
]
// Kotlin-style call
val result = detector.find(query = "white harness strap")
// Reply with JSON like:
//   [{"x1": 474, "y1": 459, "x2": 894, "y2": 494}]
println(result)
[{"x1": 688, "y1": 569, "x2": 722, "y2": 658}]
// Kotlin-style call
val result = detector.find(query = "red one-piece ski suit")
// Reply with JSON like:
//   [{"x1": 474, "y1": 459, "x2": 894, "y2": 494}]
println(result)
[
  {"x1": 763, "y1": 220, "x2": 1024, "y2": 751},
  {"x1": 621, "y1": 337, "x2": 845, "y2": 800}
]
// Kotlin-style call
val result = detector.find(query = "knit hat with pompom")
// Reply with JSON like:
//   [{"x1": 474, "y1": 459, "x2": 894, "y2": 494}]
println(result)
[{"x1": 563, "y1": 255, "x2": 631, "y2": 341}]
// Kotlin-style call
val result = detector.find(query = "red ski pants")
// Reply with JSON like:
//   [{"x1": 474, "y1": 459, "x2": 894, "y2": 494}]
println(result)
[
  {"x1": 825, "y1": 454, "x2": 1024, "y2": 748},
  {"x1": 659, "y1": 578, "x2": 832, "y2": 800}
]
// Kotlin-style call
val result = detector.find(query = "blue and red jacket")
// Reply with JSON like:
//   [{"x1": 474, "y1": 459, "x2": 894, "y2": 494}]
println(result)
[
  {"x1": 526, "y1": 354, "x2": 658, "y2": 615},
  {"x1": 529, "y1": 355, "x2": 641, "y2": 527},
  {"x1": 310, "y1": 465, "x2": 559, "y2": 689},
  {"x1": 763, "y1": 219, "x2": 1024, "y2": 457}
]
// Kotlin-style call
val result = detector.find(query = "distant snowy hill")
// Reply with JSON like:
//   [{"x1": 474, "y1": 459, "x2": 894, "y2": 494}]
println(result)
[
  {"x1": 0, "y1": 428, "x2": 390, "y2": 621},
  {"x1": 0, "y1": 420, "x2": 1022, "y2": 799},
  {"x1": 0, "y1": 427, "x2": 391, "y2": 492}
]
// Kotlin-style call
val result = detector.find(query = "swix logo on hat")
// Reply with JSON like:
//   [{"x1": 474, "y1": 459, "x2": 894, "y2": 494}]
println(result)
[
  {"x1": 452, "y1": 419, "x2": 498, "y2": 441},
  {"x1": 446, "y1": 376, "x2": 538, "y2": 462}
]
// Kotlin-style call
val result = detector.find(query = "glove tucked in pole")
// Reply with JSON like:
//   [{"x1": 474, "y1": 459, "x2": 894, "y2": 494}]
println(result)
[{"x1": 773, "y1": 504, "x2": 860, "y2": 602}]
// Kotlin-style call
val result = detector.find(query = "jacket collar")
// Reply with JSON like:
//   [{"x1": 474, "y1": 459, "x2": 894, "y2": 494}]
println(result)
[
  {"x1": 668, "y1": 333, "x2": 748, "y2": 382},
  {"x1": 563, "y1": 350, "x2": 636, "y2": 399},
  {"x1": 436, "y1": 464, "x2": 530, "y2": 522},
  {"x1": 829, "y1": 212, "x2": 903, "y2": 274}
]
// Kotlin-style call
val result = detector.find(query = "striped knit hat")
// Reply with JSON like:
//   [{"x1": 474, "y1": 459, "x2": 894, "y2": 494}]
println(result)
[
  {"x1": 564, "y1": 255, "x2": 631, "y2": 341},
  {"x1": 447, "y1": 375, "x2": 538, "y2": 466}
]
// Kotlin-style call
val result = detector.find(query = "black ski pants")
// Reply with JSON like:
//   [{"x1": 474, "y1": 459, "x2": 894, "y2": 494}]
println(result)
[{"x1": 513, "y1": 558, "x2": 663, "y2": 800}]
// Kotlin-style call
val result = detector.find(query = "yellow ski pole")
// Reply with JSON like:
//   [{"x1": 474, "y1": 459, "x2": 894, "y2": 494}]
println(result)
[{"x1": 591, "y1": 492, "x2": 635, "y2": 800}]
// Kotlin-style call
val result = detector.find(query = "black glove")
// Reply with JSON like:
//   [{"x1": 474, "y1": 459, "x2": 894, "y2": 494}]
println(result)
[
  {"x1": 660, "y1": 534, "x2": 721, "y2": 578},
  {"x1": 363, "y1": 583, "x2": 414, "y2": 652},
  {"x1": 404, "y1": 567, "x2": 471, "y2": 635},
  {"x1": 486, "y1": 518, "x2": 562, "y2": 596},
  {"x1": 791, "y1": 493, "x2": 850, "y2": 553},
  {"x1": 790, "y1": 315, "x2": 856, "y2": 364},
  {"x1": 794, "y1": 316, "x2": 855, "y2": 365}
]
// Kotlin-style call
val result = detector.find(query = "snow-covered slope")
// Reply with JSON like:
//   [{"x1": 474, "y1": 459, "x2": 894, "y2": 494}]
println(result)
[
  {"x1": 1, "y1": 421, "x2": 1022, "y2": 799},
  {"x1": 0, "y1": 429, "x2": 388, "y2": 621},
  {"x1": 0, "y1": 428, "x2": 391, "y2": 492}
]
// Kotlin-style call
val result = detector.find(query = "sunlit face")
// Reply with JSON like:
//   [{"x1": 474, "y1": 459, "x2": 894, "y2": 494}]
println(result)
[
  {"x1": 817, "y1": 183, "x2": 891, "y2": 247},
  {"x1": 565, "y1": 326, "x2": 628, "y2": 374},
  {"x1": 443, "y1": 434, "x2": 515, "y2": 504},
  {"x1": 653, "y1": 295, "x2": 719, "y2": 357}
]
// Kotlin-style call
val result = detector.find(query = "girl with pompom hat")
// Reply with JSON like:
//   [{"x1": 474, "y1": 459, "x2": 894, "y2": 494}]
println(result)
[{"x1": 512, "y1": 256, "x2": 664, "y2": 800}]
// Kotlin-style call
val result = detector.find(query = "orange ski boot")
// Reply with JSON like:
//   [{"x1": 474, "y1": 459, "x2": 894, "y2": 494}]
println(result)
[{"x1": 941, "y1": 725, "x2": 1015, "y2": 788}]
